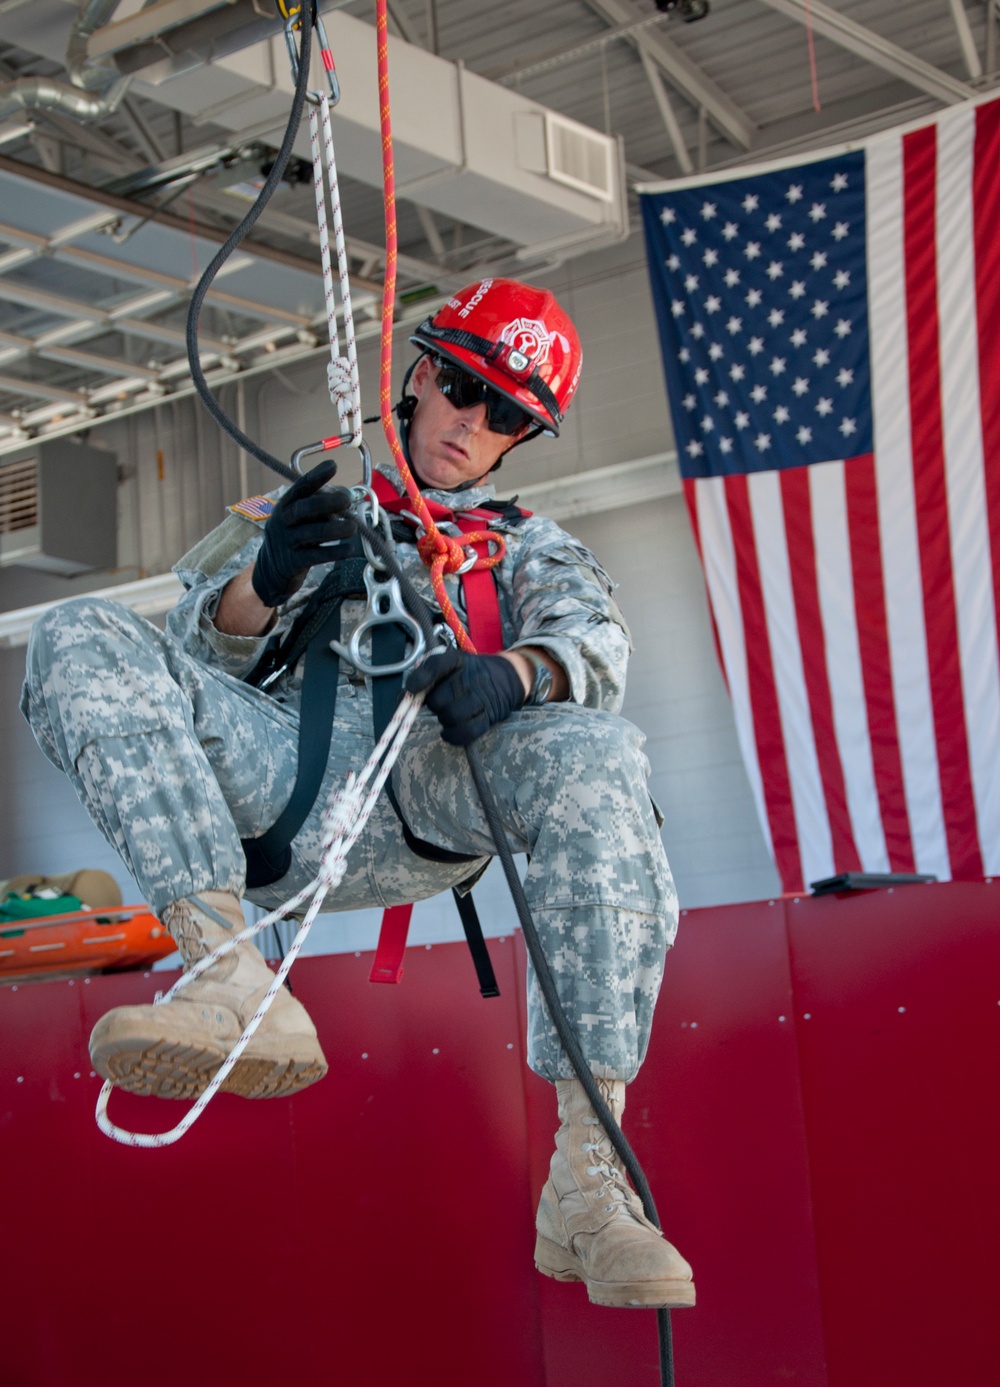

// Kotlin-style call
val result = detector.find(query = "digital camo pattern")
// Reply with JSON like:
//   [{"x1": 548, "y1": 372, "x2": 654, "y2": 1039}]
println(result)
[
  {"x1": 21, "y1": 465, "x2": 676, "y2": 1081},
  {"x1": 167, "y1": 465, "x2": 634, "y2": 710}
]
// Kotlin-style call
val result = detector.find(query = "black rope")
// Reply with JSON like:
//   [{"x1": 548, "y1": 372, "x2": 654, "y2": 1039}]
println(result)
[
  {"x1": 465, "y1": 744, "x2": 675, "y2": 1384},
  {"x1": 184, "y1": 0, "x2": 317, "y2": 483},
  {"x1": 352, "y1": 525, "x2": 677, "y2": 1386}
]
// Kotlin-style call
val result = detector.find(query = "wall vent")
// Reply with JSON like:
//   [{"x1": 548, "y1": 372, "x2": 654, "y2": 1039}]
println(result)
[
  {"x1": 0, "y1": 455, "x2": 39, "y2": 566},
  {"x1": 0, "y1": 441, "x2": 117, "y2": 574},
  {"x1": 544, "y1": 114, "x2": 615, "y2": 203}
]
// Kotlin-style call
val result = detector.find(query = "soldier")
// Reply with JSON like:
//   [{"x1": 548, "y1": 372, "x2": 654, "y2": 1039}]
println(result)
[{"x1": 21, "y1": 278, "x2": 694, "y2": 1310}]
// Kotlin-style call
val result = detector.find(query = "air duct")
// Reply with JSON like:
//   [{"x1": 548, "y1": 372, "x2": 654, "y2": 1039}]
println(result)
[
  {"x1": 0, "y1": 1, "x2": 628, "y2": 254},
  {"x1": 0, "y1": 0, "x2": 130, "y2": 126},
  {"x1": 0, "y1": 73, "x2": 130, "y2": 124}
]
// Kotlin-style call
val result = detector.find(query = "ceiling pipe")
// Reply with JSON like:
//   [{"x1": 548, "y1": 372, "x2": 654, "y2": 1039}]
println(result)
[
  {"x1": 66, "y1": 0, "x2": 125, "y2": 91},
  {"x1": 0, "y1": 72, "x2": 131, "y2": 124},
  {"x1": 0, "y1": 0, "x2": 130, "y2": 124}
]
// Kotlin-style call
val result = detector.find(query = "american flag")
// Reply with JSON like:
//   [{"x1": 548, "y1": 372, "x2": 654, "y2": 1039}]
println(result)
[{"x1": 640, "y1": 96, "x2": 1000, "y2": 894}]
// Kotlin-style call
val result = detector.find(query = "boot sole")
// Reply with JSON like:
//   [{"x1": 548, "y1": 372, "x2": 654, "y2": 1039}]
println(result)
[
  {"x1": 91, "y1": 1021, "x2": 328, "y2": 1101},
  {"x1": 534, "y1": 1234, "x2": 696, "y2": 1310}
]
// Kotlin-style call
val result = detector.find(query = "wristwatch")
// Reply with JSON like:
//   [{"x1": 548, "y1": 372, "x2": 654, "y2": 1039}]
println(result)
[{"x1": 521, "y1": 650, "x2": 554, "y2": 706}]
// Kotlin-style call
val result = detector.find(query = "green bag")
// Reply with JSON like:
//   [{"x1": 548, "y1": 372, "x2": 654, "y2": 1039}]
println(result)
[{"x1": 0, "y1": 892, "x2": 84, "y2": 924}]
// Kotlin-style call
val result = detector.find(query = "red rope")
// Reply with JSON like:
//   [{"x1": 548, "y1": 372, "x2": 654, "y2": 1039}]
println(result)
[{"x1": 374, "y1": 0, "x2": 503, "y2": 654}]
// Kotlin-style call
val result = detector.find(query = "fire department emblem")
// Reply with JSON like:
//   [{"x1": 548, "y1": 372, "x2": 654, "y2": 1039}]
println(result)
[{"x1": 500, "y1": 317, "x2": 553, "y2": 367}]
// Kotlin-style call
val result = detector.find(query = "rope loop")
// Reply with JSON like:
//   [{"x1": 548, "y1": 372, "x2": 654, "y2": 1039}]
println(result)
[{"x1": 311, "y1": 90, "x2": 362, "y2": 446}]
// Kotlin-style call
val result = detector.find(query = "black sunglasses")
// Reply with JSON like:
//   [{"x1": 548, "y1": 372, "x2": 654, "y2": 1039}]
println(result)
[{"x1": 432, "y1": 357, "x2": 533, "y2": 436}]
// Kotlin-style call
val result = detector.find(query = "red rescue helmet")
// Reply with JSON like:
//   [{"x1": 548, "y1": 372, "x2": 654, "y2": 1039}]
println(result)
[{"x1": 409, "y1": 278, "x2": 582, "y2": 436}]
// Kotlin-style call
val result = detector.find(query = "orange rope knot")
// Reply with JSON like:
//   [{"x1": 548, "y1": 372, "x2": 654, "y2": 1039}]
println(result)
[{"x1": 416, "y1": 529, "x2": 506, "y2": 575}]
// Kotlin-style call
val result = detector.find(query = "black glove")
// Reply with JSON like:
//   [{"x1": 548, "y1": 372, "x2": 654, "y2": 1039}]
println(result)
[
  {"x1": 406, "y1": 648, "x2": 526, "y2": 747},
  {"x1": 251, "y1": 459, "x2": 356, "y2": 608}
]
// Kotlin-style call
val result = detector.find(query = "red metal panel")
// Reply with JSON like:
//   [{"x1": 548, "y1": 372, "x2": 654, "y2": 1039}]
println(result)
[
  {"x1": 2, "y1": 885, "x2": 996, "y2": 1387},
  {"x1": 0, "y1": 940, "x2": 547, "y2": 1387},
  {"x1": 521, "y1": 903, "x2": 829, "y2": 1387},
  {"x1": 786, "y1": 882, "x2": 1000, "y2": 1387}
]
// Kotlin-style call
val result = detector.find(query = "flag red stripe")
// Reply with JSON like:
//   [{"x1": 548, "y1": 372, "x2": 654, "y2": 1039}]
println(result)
[
  {"x1": 725, "y1": 474, "x2": 804, "y2": 892},
  {"x1": 972, "y1": 101, "x2": 1000, "y2": 689},
  {"x1": 902, "y1": 126, "x2": 983, "y2": 878},
  {"x1": 779, "y1": 466, "x2": 863, "y2": 872},
  {"x1": 843, "y1": 453, "x2": 916, "y2": 872},
  {"x1": 683, "y1": 478, "x2": 728, "y2": 688}
]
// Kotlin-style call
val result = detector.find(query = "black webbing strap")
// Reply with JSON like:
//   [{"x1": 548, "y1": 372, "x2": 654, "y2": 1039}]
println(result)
[
  {"x1": 241, "y1": 556, "x2": 368, "y2": 888},
  {"x1": 371, "y1": 622, "x2": 500, "y2": 999},
  {"x1": 241, "y1": 597, "x2": 347, "y2": 888},
  {"x1": 450, "y1": 886, "x2": 501, "y2": 999}
]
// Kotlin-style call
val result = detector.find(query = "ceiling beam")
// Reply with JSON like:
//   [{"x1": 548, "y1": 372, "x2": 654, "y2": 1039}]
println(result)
[
  {"x1": 484, "y1": 11, "x2": 672, "y2": 83},
  {"x1": 0, "y1": 154, "x2": 326, "y2": 280},
  {"x1": 756, "y1": 0, "x2": 977, "y2": 106},
  {"x1": 581, "y1": 0, "x2": 757, "y2": 150},
  {"x1": 0, "y1": 372, "x2": 85, "y2": 405},
  {"x1": 948, "y1": 0, "x2": 983, "y2": 80},
  {"x1": 639, "y1": 50, "x2": 693, "y2": 175},
  {"x1": 414, "y1": 204, "x2": 447, "y2": 262}
]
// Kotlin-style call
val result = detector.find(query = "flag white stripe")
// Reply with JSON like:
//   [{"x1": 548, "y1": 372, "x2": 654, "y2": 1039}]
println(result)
[
  {"x1": 748, "y1": 470, "x2": 833, "y2": 884},
  {"x1": 692, "y1": 478, "x2": 774, "y2": 858},
  {"x1": 865, "y1": 133, "x2": 950, "y2": 878},
  {"x1": 935, "y1": 105, "x2": 1000, "y2": 874},
  {"x1": 809, "y1": 460, "x2": 890, "y2": 872}
]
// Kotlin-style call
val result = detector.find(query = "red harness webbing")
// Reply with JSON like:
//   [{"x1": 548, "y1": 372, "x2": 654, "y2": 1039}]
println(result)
[{"x1": 367, "y1": 473, "x2": 526, "y2": 984}]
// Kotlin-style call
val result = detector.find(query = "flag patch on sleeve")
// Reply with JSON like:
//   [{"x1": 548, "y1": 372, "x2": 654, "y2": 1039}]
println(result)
[{"x1": 229, "y1": 495, "x2": 275, "y2": 521}]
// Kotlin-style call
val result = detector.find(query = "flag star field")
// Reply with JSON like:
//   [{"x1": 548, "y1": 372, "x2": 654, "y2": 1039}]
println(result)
[{"x1": 643, "y1": 150, "x2": 872, "y2": 479}]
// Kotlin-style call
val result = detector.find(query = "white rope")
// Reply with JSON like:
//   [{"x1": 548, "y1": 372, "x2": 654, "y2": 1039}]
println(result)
[
  {"x1": 96, "y1": 689, "x2": 425, "y2": 1148},
  {"x1": 309, "y1": 94, "x2": 361, "y2": 445}
]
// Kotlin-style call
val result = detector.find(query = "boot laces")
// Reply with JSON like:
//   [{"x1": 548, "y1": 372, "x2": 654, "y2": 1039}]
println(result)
[
  {"x1": 583, "y1": 1130, "x2": 632, "y2": 1211},
  {"x1": 167, "y1": 901, "x2": 211, "y2": 965}
]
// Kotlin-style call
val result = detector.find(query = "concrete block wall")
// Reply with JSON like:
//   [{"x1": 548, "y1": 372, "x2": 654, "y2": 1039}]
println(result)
[{"x1": 0, "y1": 231, "x2": 779, "y2": 960}]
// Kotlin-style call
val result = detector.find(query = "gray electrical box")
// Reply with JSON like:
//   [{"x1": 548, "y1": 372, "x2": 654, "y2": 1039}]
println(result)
[{"x1": 0, "y1": 438, "x2": 118, "y2": 575}]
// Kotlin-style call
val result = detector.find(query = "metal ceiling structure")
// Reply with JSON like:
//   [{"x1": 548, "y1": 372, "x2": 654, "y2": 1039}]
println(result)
[{"x1": 0, "y1": 0, "x2": 995, "y2": 457}]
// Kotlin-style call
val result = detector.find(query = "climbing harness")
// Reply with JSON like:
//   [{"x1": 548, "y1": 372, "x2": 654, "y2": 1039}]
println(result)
[{"x1": 129, "y1": 2, "x2": 680, "y2": 1378}]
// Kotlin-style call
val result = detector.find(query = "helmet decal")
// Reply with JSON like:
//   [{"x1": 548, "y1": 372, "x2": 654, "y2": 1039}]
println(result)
[
  {"x1": 458, "y1": 279, "x2": 494, "y2": 319},
  {"x1": 500, "y1": 317, "x2": 554, "y2": 369},
  {"x1": 409, "y1": 277, "x2": 582, "y2": 435}
]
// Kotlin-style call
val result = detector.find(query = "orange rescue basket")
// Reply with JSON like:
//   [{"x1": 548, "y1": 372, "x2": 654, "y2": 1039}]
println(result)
[{"x1": 0, "y1": 906, "x2": 175, "y2": 984}]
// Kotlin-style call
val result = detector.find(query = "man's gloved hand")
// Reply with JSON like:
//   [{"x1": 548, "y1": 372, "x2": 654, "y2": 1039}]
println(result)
[
  {"x1": 251, "y1": 458, "x2": 356, "y2": 608},
  {"x1": 406, "y1": 648, "x2": 526, "y2": 747}
]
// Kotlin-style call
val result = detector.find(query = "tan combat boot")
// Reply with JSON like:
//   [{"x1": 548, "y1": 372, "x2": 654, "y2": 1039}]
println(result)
[
  {"x1": 534, "y1": 1078, "x2": 695, "y2": 1309},
  {"x1": 89, "y1": 891, "x2": 328, "y2": 1100}
]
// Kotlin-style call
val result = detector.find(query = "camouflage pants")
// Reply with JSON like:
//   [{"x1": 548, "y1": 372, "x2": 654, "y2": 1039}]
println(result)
[{"x1": 21, "y1": 597, "x2": 678, "y2": 1081}]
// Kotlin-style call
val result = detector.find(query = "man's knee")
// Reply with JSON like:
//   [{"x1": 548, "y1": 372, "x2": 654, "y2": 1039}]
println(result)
[
  {"x1": 22, "y1": 597, "x2": 181, "y2": 768},
  {"x1": 528, "y1": 707, "x2": 650, "y2": 788},
  {"x1": 27, "y1": 593, "x2": 147, "y2": 662}
]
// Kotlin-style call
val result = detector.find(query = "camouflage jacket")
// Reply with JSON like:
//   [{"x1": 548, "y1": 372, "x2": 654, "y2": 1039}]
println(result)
[{"x1": 167, "y1": 465, "x2": 632, "y2": 712}]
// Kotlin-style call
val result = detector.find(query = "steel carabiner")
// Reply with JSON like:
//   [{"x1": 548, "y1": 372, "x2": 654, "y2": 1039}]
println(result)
[
  {"x1": 280, "y1": 4, "x2": 339, "y2": 105},
  {"x1": 291, "y1": 435, "x2": 372, "y2": 486},
  {"x1": 281, "y1": 6, "x2": 340, "y2": 106}
]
